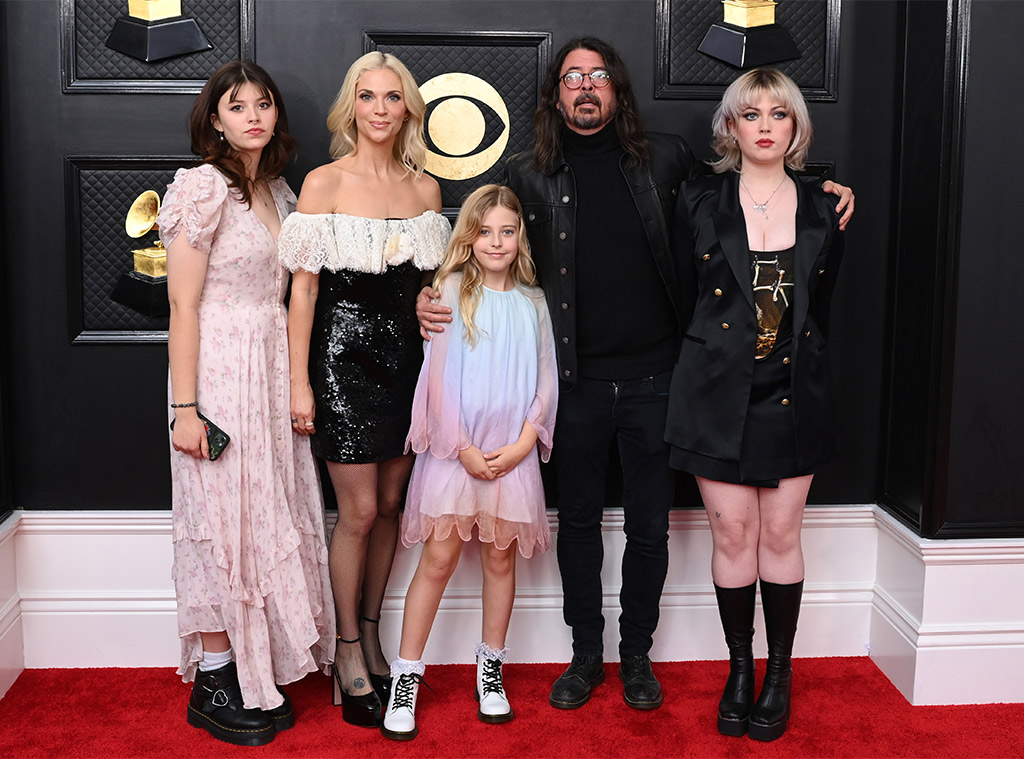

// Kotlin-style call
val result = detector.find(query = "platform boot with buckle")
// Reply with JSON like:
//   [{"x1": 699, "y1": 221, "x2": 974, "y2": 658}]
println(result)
[
  {"x1": 714, "y1": 582, "x2": 757, "y2": 736},
  {"x1": 381, "y1": 659, "x2": 428, "y2": 741},
  {"x1": 475, "y1": 642, "x2": 513, "y2": 723},
  {"x1": 264, "y1": 685, "x2": 295, "y2": 732},
  {"x1": 186, "y1": 661, "x2": 275, "y2": 746},
  {"x1": 748, "y1": 579, "x2": 803, "y2": 742}
]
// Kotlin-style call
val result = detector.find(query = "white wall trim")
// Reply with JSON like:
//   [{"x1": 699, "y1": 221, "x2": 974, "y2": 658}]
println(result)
[
  {"x1": 7, "y1": 506, "x2": 876, "y2": 670},
  {"x1": 0, "y1": 512, "x2": 24, "y2": 698},
  {"x1": 3, "y1": 506, "x2": 1023, "y2": 705},
  {"x1": 870, "y1": 508, "x2": 1024, "y2": 704}
]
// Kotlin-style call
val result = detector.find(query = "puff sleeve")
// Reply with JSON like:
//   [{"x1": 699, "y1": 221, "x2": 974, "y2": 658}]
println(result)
[
  {"x1": 525, "y1": 286, "x2": 558, "y2": 462},
  {"x1": 405, "y1": 276, "x2": 472, "y2": 459},
  {"x1": 271, "y1": 176, "x2": 297, "y2": 216},
  {"x1": 156, "y1": 164, "x2": 229, "y2": 255}
]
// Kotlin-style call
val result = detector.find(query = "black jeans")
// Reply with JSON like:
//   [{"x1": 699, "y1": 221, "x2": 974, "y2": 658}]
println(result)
[{"x1": 553, "y1": 371, "x2": 675, "y2": 657}]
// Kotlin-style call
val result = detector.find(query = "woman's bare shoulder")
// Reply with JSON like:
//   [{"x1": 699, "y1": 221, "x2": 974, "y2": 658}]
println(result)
[
  {"x1": 296, "y1": 162, "x2": 348, "y2": 213},
  {"x1": 412, "y1": 171, "x2": 442, "y2": 213}
]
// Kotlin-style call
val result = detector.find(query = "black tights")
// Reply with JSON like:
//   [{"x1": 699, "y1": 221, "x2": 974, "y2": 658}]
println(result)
[{"x1": 327, "y1": 455, "x2": 413, "y2": 693}]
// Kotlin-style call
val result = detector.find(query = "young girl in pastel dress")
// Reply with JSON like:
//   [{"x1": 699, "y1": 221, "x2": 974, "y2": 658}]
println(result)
[{"x1": 381, "y1": 184, "x2": 558, "y2": 741}]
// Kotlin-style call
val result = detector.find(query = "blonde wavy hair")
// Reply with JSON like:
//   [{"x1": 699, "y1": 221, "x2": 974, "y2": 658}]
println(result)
[
  {"x1": 710, "y1": 68, "x2": 813, "y2": 174},
  {"x1": 325, "y1": 52, "x2": 427, "y2": 175},
  {"x1": 434, "y1": 185, "x2": 537, "y2": 347}
]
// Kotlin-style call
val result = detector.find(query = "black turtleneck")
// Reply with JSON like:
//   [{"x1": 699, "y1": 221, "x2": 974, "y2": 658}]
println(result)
[{"x1": 563, "y1": 124, "x2": 678, "y2": 380}]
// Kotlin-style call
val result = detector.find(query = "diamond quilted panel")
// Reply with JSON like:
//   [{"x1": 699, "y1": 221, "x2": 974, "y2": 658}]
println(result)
[
  {"x1": 68, "y1": 0, "x2": 247, "y2": 84},
  {"x1": 371, "y1": 36, "x2": 548, "y2": 209},
  {"x1": 660, "y1": 0, "x2": 838, "y2": 99},
  {"x1": 71, "y1": 160, "x2": 190, "y2": 334}
]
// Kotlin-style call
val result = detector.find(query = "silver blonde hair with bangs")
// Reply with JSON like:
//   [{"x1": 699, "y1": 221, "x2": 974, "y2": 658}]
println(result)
[{"x1": 710, "y1": 68, "x2": 812, "y2": 174}]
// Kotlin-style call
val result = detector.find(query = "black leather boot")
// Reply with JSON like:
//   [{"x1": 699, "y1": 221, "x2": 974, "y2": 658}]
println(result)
[
  {"x1": 714, "y1": 582, "x2": 757, "y2": 736},
  {"x1": 549, "y1": 654, "x2": 605, "y2": 709},
  {"x1": 748, "y1": 579, "x2": 803, "y2": 742},
  {"x1": 265, "y1": 685, "x2": 295, "y2": 731},
  {"x1": 186, "y1": 662, "x2": 275, "y2": 746},
  {"x1": 619, "y1": 654, "x2": 663, "y2": 710}
]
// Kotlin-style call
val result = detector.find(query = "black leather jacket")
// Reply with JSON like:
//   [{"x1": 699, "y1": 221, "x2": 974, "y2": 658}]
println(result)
[{"x1": 505, "y1": 131, "x2": 696, "y2": 383}]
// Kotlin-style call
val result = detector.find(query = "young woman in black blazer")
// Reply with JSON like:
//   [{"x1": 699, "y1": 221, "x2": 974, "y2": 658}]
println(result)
[{"x1": 665, "y1": 69, "x2": 845, "y2": 742}]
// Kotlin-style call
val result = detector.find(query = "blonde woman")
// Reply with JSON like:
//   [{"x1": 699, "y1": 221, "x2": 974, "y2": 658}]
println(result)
[
  {"x1": 277, "y1": 52, "x2": 450, "y2": 727},
  {"x1": 666, "y1": 68, "x2": 845, "y2": 742}
]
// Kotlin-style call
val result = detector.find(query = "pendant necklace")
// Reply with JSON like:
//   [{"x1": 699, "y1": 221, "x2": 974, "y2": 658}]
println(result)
[
  {"x1": 740, "y1": 175, "x2": 787, "y2": 221},
  {"x1": 255, "y1": 181, "x2": 270, "y2": 207}
]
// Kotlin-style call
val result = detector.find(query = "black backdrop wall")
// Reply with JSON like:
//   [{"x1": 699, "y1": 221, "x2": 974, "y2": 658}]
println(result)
[{"x1": 0, "y1": 0, "x2": 1018, "y2": 538}]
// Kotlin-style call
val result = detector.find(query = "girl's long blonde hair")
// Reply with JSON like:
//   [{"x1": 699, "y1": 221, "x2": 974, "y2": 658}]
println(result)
[{"x1": 434, "y1": 184, "x2": 537, "y2": 346}]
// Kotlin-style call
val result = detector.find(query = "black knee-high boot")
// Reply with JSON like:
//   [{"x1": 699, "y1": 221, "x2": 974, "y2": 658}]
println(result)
[
  {"x1": 714, "y1": 582, "x2": 757, "y2": 736},
  {"x1": 748, "y1": 579, "x2": 803, "y2": 742}
]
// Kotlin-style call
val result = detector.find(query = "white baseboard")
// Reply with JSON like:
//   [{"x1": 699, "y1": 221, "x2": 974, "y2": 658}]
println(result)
[
  {"x1": 870, "y1": 509, "x2": 1024, "y2": 705},
  {"x1": 0, "y1": 513, "x2": 24, "y2": 698},
  {"x1": 15, "y1": 511, "x2": 181, "y2": 669},
  {"x1": 387, "y1": 505, "x2": 876, "y2": 665},
  {"x1": 10, "y1": 506, "x2": 874, "y2": 668},
  {"x1": 4, "y1": 506, "x2": 1022, "y2": 705}
]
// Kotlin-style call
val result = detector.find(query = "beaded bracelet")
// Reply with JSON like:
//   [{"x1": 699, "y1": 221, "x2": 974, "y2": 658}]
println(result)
[{"x1": 170, "y1": 401, "x2": 198, "y2": 408}]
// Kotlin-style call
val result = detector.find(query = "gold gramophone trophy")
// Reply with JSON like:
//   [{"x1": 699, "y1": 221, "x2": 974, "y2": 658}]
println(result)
[
  {"x1": 110, "y1": 190, "x2": 170, "y2": 318},
  {"x1": 698, "y1": 0, "x2": 800, "y2": 68},
  {"x1": 105, "y1": 0, "x2": 211, "y2": 63}
]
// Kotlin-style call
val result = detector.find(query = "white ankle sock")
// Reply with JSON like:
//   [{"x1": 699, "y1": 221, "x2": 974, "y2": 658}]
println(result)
[
  {"x1": 390, "y1": 657, "x2": 425, "y2": 677},
  {"x1": 198, "y1": 647, "x2": 233, "y2": 672}
]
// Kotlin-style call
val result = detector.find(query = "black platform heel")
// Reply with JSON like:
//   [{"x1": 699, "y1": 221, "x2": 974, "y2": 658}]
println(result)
[
  {"x1": 361, "y1": 616, "x2": 393, "y2": 706},
  {"x1": 333, "y1": 636, "x2": 383, "y2": 728}
]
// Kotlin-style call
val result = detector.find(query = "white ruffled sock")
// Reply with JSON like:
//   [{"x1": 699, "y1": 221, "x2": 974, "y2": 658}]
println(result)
[
  {"x1": 474, "y1": 641, "x2": 509, "y2": 662},
  {"x1": 390, "y1": 657, "x2": 425, "y2": 677}
]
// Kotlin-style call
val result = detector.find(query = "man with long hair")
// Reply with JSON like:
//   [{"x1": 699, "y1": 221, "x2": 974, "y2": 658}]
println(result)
[{"x1": 501, "y1": 36, "x2": 692, "y2": 712}]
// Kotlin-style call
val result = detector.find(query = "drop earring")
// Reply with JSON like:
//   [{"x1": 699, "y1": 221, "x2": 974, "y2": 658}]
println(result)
[{"x1": 217, "y1": 130, "x2": 225, "y2": 141}]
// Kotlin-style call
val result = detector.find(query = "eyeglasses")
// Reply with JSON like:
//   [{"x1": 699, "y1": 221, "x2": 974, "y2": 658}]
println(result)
[{"x1": 560, "y1": 70, "x2": 612, "y2": 89}]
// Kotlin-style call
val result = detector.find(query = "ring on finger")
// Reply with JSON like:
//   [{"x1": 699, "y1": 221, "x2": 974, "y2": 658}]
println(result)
[{"x1": 305, "y1": 421, "x2": 314, "y2": 427}]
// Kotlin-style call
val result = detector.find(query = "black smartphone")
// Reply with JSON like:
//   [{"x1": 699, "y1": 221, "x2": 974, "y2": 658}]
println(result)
[{"x1": 170, "y1": 412, "x2": 231, "y2": 461}]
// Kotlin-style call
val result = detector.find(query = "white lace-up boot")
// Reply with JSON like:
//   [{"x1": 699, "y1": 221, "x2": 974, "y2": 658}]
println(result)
[
  {"x1": 475, "y1": 642, "x2": 513, "y2": 723},
  {"x1": 381, "y1": 659, "x2": 426, "y2": 741}
]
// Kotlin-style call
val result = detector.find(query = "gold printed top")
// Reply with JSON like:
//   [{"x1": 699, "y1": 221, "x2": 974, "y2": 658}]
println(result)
[{"x1": 751, "y1": 245, "x2": 795, "y2": 359}]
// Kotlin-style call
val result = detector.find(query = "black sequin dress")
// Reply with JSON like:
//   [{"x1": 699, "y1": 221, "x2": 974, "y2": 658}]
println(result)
[{"x1": 278, "y1": 211, "x2": 451, "y2": 463}]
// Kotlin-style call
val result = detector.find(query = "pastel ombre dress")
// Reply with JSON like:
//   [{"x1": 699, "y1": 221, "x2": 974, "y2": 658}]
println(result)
[
  {"x1": 159, "y1": 164, "x2": 335, "y2": 711},
  {"x1": 403, "y1": 273, "x2": 558, "y2": 558}
]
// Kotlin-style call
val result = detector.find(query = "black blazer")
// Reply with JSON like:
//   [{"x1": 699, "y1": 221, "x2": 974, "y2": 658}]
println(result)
[{"x1": 665, "y1": 170, "x2": 845, "y2": 470}]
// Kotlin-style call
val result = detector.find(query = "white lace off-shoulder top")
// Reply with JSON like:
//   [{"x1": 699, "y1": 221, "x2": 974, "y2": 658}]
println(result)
[{"x1": 277, "y1": 210, "x2": 451, "y2": 275}]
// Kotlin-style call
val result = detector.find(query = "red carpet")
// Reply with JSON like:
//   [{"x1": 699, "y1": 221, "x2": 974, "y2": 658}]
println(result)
[{"x1": 0, "y1": 658, "x2": 1020, "y2": 758}]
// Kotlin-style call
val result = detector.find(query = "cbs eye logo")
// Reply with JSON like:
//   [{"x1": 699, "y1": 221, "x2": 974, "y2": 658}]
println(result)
[{"x1": 420, "y1": 73, "x2": 509, "y2": 181}]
